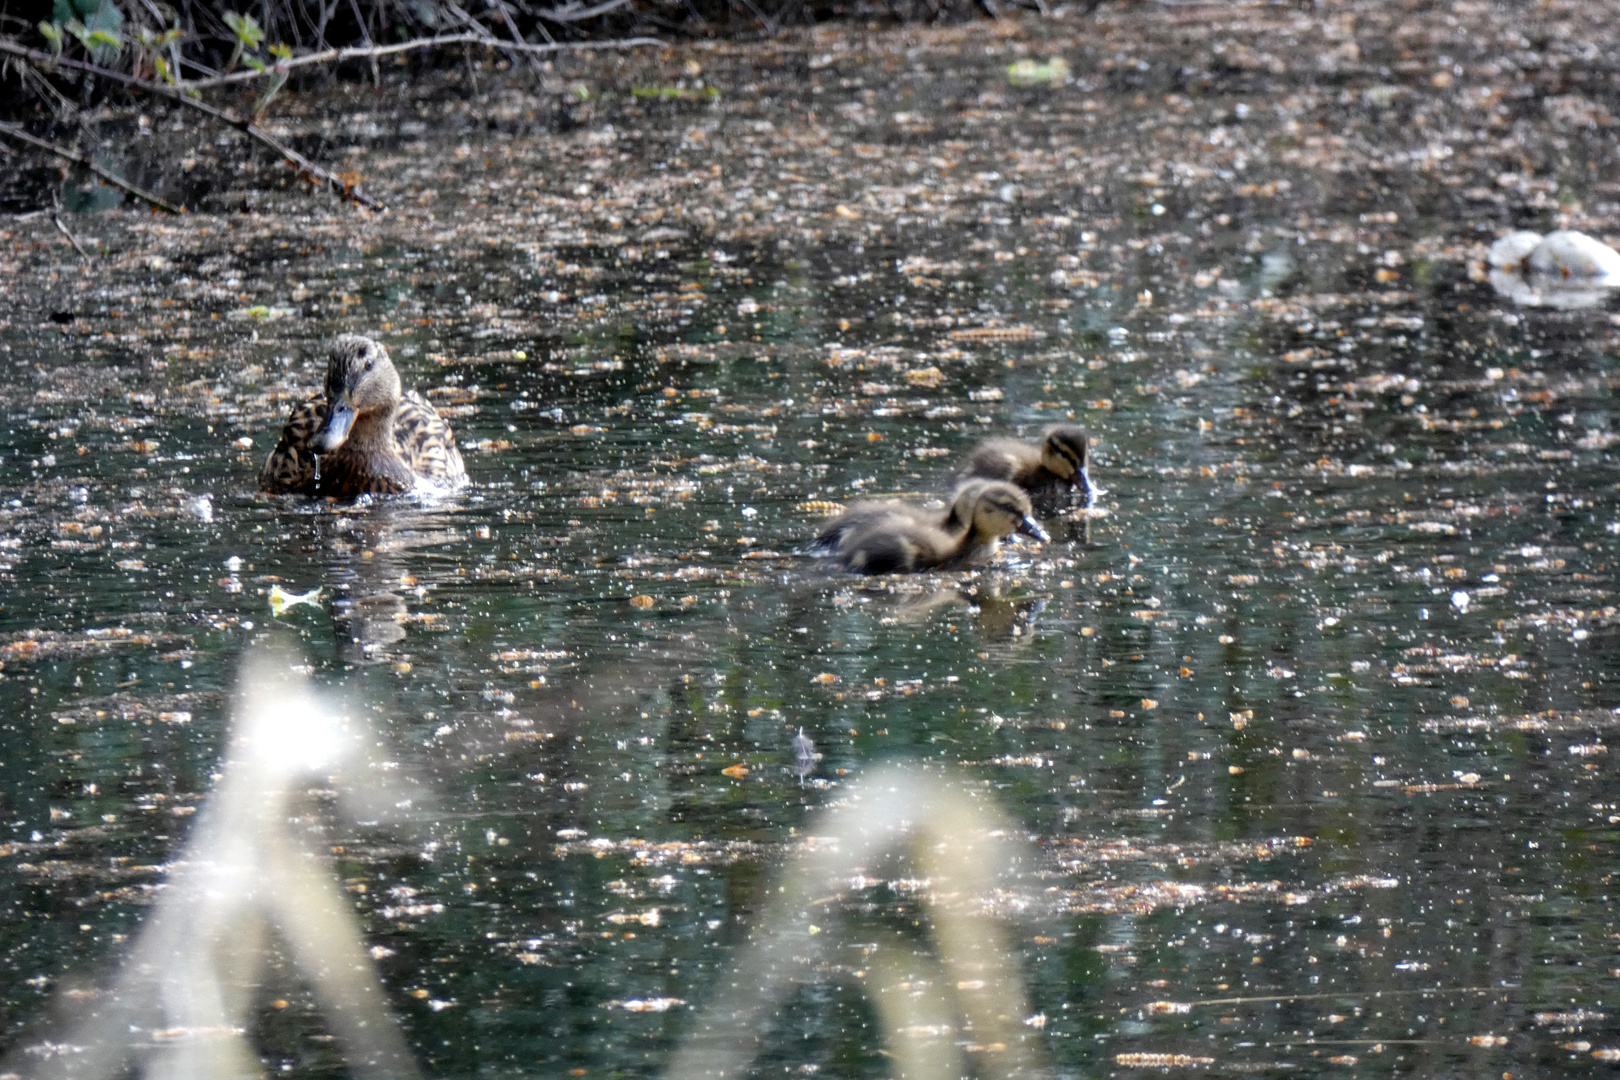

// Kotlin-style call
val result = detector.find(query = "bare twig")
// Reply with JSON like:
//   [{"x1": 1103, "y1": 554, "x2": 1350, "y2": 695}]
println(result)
[
  {"x1": 342, "y1": 0, "x2": 380, "y2": 83},
  {"x1": 488, "y1": 0, "x2": 546, "y2": 69},
  {"x1": 158, "y1": 32, "x2": 664, "y2": 89},
  {"x1": 534, "y1": 0, "x2": 637, "y2": 24},
  {"x1": 0, "y1": 38, "x2": 387, "y2": 210},
  {"x1": 52, "y1": 210, "x2": 92, "y2": 260},
  {"x1": 0, "y1": 120, "x2": 184, "y2": 213}
]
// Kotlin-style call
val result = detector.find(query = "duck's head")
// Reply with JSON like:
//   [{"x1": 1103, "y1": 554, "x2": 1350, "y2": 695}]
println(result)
[
  {"x1": 955, "y1": 480, "x2": 1048, "y2": 544},
  {"x1": 1040, "y1": 425, "x2": 1092, "y2": 499},
  {"x1": 314, "y1": 335, "x2": 401, "y2": 453}
]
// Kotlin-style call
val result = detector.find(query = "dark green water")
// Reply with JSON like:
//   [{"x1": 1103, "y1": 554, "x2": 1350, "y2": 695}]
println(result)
[{"x1": 3, "y1": 7, "x2": 1620, "y2": 1076}]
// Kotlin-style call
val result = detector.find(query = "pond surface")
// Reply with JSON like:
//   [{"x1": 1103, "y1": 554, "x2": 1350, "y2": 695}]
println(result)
[{"x1": 2, "y1": 2, "x2": 1620, "y2": 1076}]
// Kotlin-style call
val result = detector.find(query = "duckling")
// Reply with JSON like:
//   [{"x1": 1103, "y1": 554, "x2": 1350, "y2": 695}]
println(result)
[
  {"x1": 959, "y1": 425, "x2": 1095, "y2": 509},
  {"x1": 259, "y1": 335, "x2": 467, "y2": 498},
  {"x1": 814, "y1": 479, "x2": 1049, "y2": 575}
]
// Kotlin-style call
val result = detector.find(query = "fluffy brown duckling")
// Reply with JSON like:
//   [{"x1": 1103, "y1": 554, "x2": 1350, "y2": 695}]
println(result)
[
  {"x1": 813, "y1": 479, "x2": 1049, "y2": 575},
  {"x1": 959, "y1": 424, "x2": 1095, "y2": 509},
  {"x1": 260, "y1": 335, "x2": 467, "y2": 499}
]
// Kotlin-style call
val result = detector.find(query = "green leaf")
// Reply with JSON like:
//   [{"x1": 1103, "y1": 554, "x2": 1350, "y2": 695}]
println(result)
[
  {"x1": 242, "y1": 54, "x2": 266, "y2": 71},
  {"x1": 38, "y1": 20, "x2": 63, "y2": 59},
  {"x1": 223, "y1": 11, "x2": 264, "y2": 48},
  {"x1": 268, "y1": 42, "x2": 291, "y2": 59},
  {"x1": 62, "y1": 1, "x2": 124, "y2": 61}
]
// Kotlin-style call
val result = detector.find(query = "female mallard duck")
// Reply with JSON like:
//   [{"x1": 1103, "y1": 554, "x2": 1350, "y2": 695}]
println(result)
[
  {"x1": 959, "y1": 425, "x2": 1095, "y2": 509},
  {"x1": 813, "y1": 479, "x2": 1049, "y2": 575},
  {"x1": 259, "y1": 335, "x2": 467, "y2": 498}
]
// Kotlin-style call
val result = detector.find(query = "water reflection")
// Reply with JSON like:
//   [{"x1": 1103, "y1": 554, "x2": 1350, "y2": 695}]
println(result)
[
  {"x1": 1486, "y1": 268, "x2": 1615, "y2": 311},
  {"x1": 320, "y1": 508, "x2": 433, "y2": 665},
  {"x1": 871, "y1": 581, "x2": 1048, "y2": 644}
]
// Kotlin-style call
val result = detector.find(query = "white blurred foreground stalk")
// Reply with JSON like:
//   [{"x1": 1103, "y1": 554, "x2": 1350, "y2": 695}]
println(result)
[
  {"x1": 666, "y1": 763, "x2": 1047, "y2": 1080},
  {"x1": 5, "y1": 646, "x2": 421, "y2": 1080}
]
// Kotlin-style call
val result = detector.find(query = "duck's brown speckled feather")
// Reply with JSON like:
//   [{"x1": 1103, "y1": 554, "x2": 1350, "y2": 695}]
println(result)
[
  {"x1": 260, "y1": 390, "x2": 466, "y2": 497},
  {"x1": 394, "y1": 390, "x2": 466, "y2": 486},
  {"x1": 259, "y1": 398, "x2": 327, "y2": 494}
]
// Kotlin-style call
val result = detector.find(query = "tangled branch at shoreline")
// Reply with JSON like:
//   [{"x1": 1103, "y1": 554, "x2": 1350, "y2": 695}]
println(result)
[
  {"x1": 177, "y1": 31, "x2": 664, "y2": 89},
  {"x1": 0, "y1": 32, "x2": 663, "y2": 214}
]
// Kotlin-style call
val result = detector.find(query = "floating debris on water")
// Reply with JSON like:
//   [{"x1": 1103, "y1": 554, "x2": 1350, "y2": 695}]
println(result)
[
  {"x1": 1005, "y1": 57, "x2": 1069, "y2": 87},
  {"x1": 268, "y1": 585, "x2": 324, "y2": 618},
  {"x1": 792, "y1": 726, "x2": 820, "y2": 784}
]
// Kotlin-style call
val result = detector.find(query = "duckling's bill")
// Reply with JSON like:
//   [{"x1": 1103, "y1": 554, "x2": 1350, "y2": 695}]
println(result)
[
  {"x1": 1017, "y1": 515, "x2": 1050, "y2": 543},
  {"x1": 1079, "y1": 468, "x2": 1104, "y2": 509}
]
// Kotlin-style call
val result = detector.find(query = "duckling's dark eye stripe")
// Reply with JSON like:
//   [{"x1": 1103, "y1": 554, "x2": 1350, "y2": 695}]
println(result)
[{"x1": 1052, "y1": 443, "x2": 1083, "y2": 468}]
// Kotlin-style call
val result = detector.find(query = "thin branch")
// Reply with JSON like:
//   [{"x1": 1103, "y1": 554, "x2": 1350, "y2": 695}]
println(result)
[
  {"x1": 161, "y1": 32, "x2": 664, "y2": 89},
  {"x1": 488, "y1": 0, "x2": 545, "y2": 70},
  {"x1": 441, "y1": 2, "x2": 507, "y2": 45},
  {"x1": 0, "y1": 119, "x2": 184, "y2": 213},
  {"x1": 0, "y1": 38, "x2": 387, "y2": 210},
  {"x1": 53, "y1": 212, "x2": 92, "y2": 260},
  {"x1": 343, "y1": 0, "x2": 379, "y2": 83},
  {"x1": 534, "y1": 0, "x2": 637, "y2": 23}
]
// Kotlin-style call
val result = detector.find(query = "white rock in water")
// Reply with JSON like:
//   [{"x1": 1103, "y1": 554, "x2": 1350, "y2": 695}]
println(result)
[
  {"x1": 1527, "y1": 229, "x2": 1620, "y2": 280},
  {"x1": 1487, "y1": 230, "x2": 1542, "y2": 270}
]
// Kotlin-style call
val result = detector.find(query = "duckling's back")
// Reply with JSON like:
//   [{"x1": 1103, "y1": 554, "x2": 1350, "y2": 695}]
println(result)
[
  {"x1": 812, "y1": 499, "x2": 958, "y2": 574},
  {"x1": 811, "y1": 500, "x2": 937, "y2": 554},
  {"x1": 838, "y1": 525, "x2": 935, "y2": 574},
  {"x1": 959, "y1": 438, "x2": 1040, "y2": 486}
]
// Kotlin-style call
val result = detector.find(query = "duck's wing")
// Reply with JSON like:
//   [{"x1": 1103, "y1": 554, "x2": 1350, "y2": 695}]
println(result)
[
  {"x1": 839, "y1": 527, "x2": 924, "y2": 574},
  {"x1": 259, "y1": 396, "x2": 326, "y2": 494},
  {"x1": 839, "y1": 514, "x2": 966, "y2": 574},
  {"x1": 394, "y1": 391, "x2": 468, "y2": 486}
]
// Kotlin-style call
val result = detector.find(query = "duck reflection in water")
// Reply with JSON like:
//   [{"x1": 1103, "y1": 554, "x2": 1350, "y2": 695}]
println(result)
[
  {"x1": 271, "y1": 504, "x2": 462, "y2": 665},
  {"x1": 851, "y1": 579, "x2": 1049, "y2": 644}
]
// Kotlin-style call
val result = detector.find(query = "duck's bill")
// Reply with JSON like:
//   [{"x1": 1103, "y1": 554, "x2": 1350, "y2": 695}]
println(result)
[
  {"x1": 1077, "y1": 468, "x2": 1104, "y2": 509},
  {"x1": 1017, "y1": 515, "x2": 1050, "y2": 543},
  {"x1": 315, "y1": 401, "x2": 356, "y2": 452}
]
